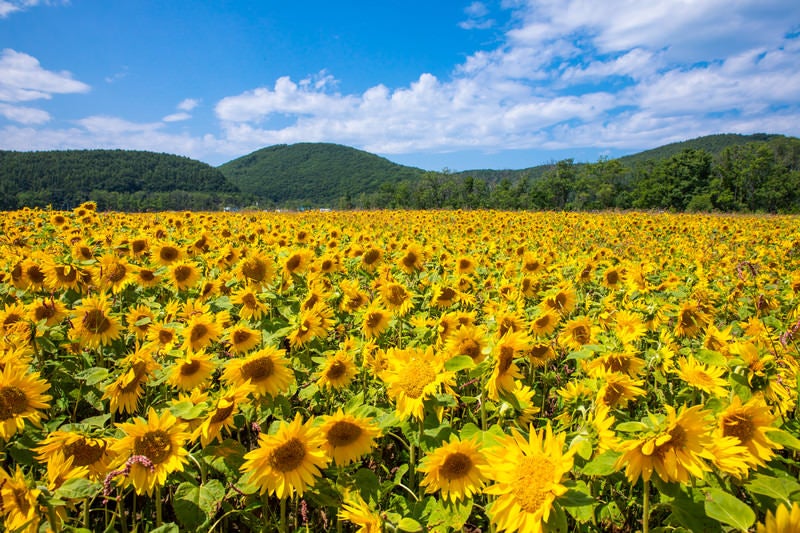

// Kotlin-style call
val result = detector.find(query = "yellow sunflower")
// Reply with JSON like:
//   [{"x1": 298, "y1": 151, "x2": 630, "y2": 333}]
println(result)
[
  {"x1": 71, "y1": 293, "x2": 122, "y2": 348},
  {"x1": 585, "y1": 350, "x2": 646, "y2": 378},
  {"x1": 379, "y1": 281, "x2": 415, "y2": 316},
  {"x1": 615, "y1": 405, "x2": 714, "y2": 484},
  {"x1": 419, "y1": 435, "x2": 489, "y2": 502},
  {"x1": 444, "y1": 324, "x2": 489, "y2": 364},
  {"x1": 526, "y1": 341, "x2": 557, "y2": 368},
  {"x1": 153, "y1": 241, "x2": 183, "y2": 266},
  {"x1": 110, "y1": 407, "x2": 191, "y2": 496},
  {"x1": 361, "y1": 303, "x2": 392, "y2": 339},
  {"x1": 231, "y1": 287, "x2": 269, "y2": 321},
  {"x1": 397, "y1": 243, "x2": 426, "y2": 274},
  {"x1": 0, "y1": 364, "x2": 51, "y2": 440},
  {"x1": 558, "y1": 316, "x2": 597, "y2": 351},
  {"x1": 756, "y1": 502, "x2": 800, "y2": 533},
  {"x1": 224, "y1": 324, "x2": 262, "y2": 354},
  {"x1": 316, "y1": 350, "x2": 359, "y2": 390},
  {"x1": 166, "y1": 350, "x2": 216, "y2": 391},
  {"x1": 181, "y1": 312, "x2": 222, "y2": 352},
  {"x1": 716, "y1": 396, "x2": 780, "y2": 468},
  {"x1": 144, "y1": 321, "x2": 180, "y2": 353},
  {"x1": 94, "y1": 253, "x2": 135, "y2": 293},
  {"x1": 484, "y1": 423, "x2": 574, "y2": 533},
  {"x1": 222, "y1": 346, "x2": 295, "y2": 398},
  {"x1": 488, "y1": 330, "x2": 529, "y2": 400},
  {"x1": 102, "y1": 348, "x2": 160, "y2": 414},
  {"x1": 596, "y1": 370, "x2": 646, "y2": 409},
  {"x1": 26, "y1": 297, "x2": 67, "y2": 327},
  {"x1": 339, "y1": 493, "x2": 383, "y2": 533},
  {"x1": 675, "y1": 356, "x2": 729, "y2": 397},
  {"x1": 193, "y1": 383, "x2": 254, "y2": 447},
  {"x1": 674, "y1": 300, "x2": 710, "y2": 338},
  {"x1": 360, "y1": 247, "x2": 383, "y2": 271},
  {"x1": 37, "y1": 429, "x2": 115, "y2": 481},
  {"x1": 0, "y1": 466, "x2": 41, "y2": 533},
  {"x1": 318, "y1": 409, "x2": 381, "y2": 466},
  {"x1": 382, "y1": 346, "x2": 455, "y2": 421},
  {"x1": 169, "y1": 260, "x2": 202, "y2": 291},
  {"x1": 42, "y1": 260, "x2": 83, "y2": 292},
  {"x1": 124, "y1": 303, "x2": 155, "y2": 341},
  {"x1": 241, "y1": 413, "x2": 329, "y2": 499}
]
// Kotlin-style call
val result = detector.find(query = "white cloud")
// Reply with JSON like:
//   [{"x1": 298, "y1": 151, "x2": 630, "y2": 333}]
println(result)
[
  {"x1": 0, "y1": 49, "x2": 90, "y2": 103},
  {"x1": 177, "y1": 98, "x2": 200, "y2": 111},
  {"x1": 0, "y1": 0, "x2": 67, "y2": 18},
  {"x1": 162, "y1": 112, "x2": 191, "y2": 122},
  {"x1": 0, "y1": 102, "x2": 50, "y2": 124},
  {"x1": 460, "y1": 1, "x2": 495, "y2": 30}
]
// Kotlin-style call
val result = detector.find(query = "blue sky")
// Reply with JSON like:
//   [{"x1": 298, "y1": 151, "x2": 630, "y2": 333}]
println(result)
[{"x1": 1, "y1": 0, "x2": 799, "y2": 171}]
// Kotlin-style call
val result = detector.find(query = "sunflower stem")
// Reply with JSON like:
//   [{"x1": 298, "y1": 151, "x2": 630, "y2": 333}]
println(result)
[
  {"x1": 280, "y1": 496, "x2": 288, "y2": 533},
  {"x1": 155, "y1": 485, "x2": 163, "y2": 527},
  {"x1": 45, "y1": 501, "x2": 60, "y2": 533},
  {"x1": 642, "y1": 478, "x2": 650, "y2": 533}
]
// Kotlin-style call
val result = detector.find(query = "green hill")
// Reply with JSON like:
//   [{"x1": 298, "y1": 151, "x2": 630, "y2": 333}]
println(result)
[
  {"x1": 617, "y1": 133, "x2": 780, "y2": 165},
  {"x1": 0, "y1": 149, "x2": 239, "y2": 211},
  {"x1": 218, "y1": 142, "x2": 425, "y2": 206}
]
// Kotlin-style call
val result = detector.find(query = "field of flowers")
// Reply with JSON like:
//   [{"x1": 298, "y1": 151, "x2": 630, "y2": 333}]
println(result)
[{"x1": 0, "y1": 204, "x2": 799, "y2": 533}]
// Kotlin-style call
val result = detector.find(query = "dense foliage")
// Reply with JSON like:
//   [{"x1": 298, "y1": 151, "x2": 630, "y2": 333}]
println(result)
[
  {"x1": 218, "y1": 142, "x2": 425, "y2": 205},
  {"x1": 0, "y1": 149, "x2": 239, "y2": 211},
  {"x1": 0, "y1": 206, "x2": 799, "y2": 532}
]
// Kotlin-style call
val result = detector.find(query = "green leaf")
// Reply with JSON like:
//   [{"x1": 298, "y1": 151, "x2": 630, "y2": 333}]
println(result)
[
  {"x1": 168, "y1": 400, "x2": 207, "y2": 420},
  {"x1": 398, "y1": 517, "x2": 423, "y2": 532},
  {"x1": 543, "y1": 501, "x2": 569, "y2": 532},
  {"x1": 426, "y1": 499, "x2": 473, "y2": 532},
  {"x1": 746, "y1": 474, "x2": 800, "y2": 505},
  {"x1": 354, "y1": 468, "x2": 381, "y2": 502},
  {"x1": 559, "y1": 481, "x2": 595, "y2": 523},
  {"x1": 569, "y1": 435, "x2": 593, "y2": 460},
  {"x1": 581, "y1": 450, "x2": 622, "y2": 476},
  {"x1": 693, "y1": 349, "x2": 728, "y2": 367},
  {"x1": 444, "y1": 355, "x2": 475, "y2": 372},
  {"x1": 54, "y1": 478, "x2": 102, "y2": 500},
  {"x1": 615, "y1": 421, "x2": 648, "y2": 432},
  {"x1": 76, "y1": 367, "x2": 109, "y2": 386},
  {"x1": 149, "y1": 523, "x2": 180, "y2": 533},
  {"x1": 766, "y1": 428, "x2": 800, "y2": 451},
  {"x1": 173, "y1": 480, "x2": 225, "y2": 530},
  {"x1": 703, "y1": 488, "x2": 755, "y2": 531}
]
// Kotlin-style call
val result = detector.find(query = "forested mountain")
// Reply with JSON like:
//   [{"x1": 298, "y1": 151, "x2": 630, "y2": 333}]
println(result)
[
  {"x1": 0, "y1": 149, "x2": 240, "y2": 211},
  {"x1": 218, "y1": 142, "x2": 425, "y2": 206},
  {"x1": 1, "y1": 134, "x2": 799, "y2": 212}
]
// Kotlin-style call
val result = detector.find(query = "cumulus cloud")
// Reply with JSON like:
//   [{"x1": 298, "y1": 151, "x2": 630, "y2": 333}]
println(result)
[
  {"x1": 459, "y1": 2, "x2": 495, "y2": 30},
  {"x1": 0, "y1": 0, "x2": 66, "y2": 18},
  {"x1": 177, "y1": 98, "x2": 200, "y2": 111}
]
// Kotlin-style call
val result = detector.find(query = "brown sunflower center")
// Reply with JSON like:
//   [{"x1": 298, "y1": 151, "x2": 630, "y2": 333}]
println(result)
[
  {"x1": 131, "y1": 239, "x2": 147, "y2": 254},
  {"x1": 326, "y1": 360, "x2": 348, "y2": 380},
  {"x1": 64, "y1": 439, "x2": 106, "y2": 467},
  {"x1": 723, "y1": 413, "x2": 755, "y2": 443},
  {"x1": 437, "y1": 287, "x2": 456, "y2": 303},
  {"x1": 180, "y1": 360, "x2": 201, "y2": 376},
  {"x1": 511, "y1": 455, "x2": 556, "y2": 513},
  {"x1": 362, "y1": 249, "x2": 380, "y2": 265},
  {"x1": 441, "y1": 452, "x2": 473, "y2": 480},
  {"x1": 402, "y1": 252, "x2": 419, "y2": 269},
  {"x1": 534, "y1": 315, "x2": 552, "y2": 329},
  {"x1": 385, "y1": 285, "x2": 408, "y2": 306},
  {"x1": 459, "y1": 339, "x2": 482, "y2": 361},
  {"x1": 233, "y1": 330, "x2": 254, "y2": 345},
  {"x1": 241, "y1": 357, "x2": 275, "y2": 382},
  {"x1": 458, "y1": 259, "x2": 472, "y2": 271},
  {"x1": 55, "y1": 265, "x2": 78, "y2": 283},
  {"x1": 134, "y1": 430, "x2": 173, "y2": 464},
  {"x1": 209, "y1": 403, "x2": 235, "y2": 424},
  {"x1": 365, "y1": 312, "x2": 386, "y2": 329},
  {"x1": 138, "y1": 269, "x2": 156, "y2": 282},
  {"x1": 243, "y1": 258, "x2": 268, "y2": 282},
  {"x1": 0, "y1": 386, "x2": 28, "y2": 420},
  {"x1": 326, "y1": 420, "x2": 363, "y2": 447},
  {"x1": 173, "y1": 265, "x2": 193, "y2": 283},
  {"x1": 158, "y1": 329, "x2": 174, "y2": 344},
  {"x1": 572, "y1": 325, "x2": 590, "y2": 344},
  {"x1": 268, "y1": 437, "x2": 306, "y2": 472},
  {"x1": 241, "y1": 293, "x2": 258, "y2": 309},
  {"x1": 285, "y1": 255, "x2": 302, "y2": 272},
  {"x1": 107, "y1": 263, "x2": 127, "y2": 283},
  {"x1": 605, "y1": 270, "x2": 619, "y2": 285},
  {"x1": 34, "y1": 303, "x2": 56, "y2": 321},
  {"x1": 498, "y1": 346, "x2": 515, "y2": 373},
  {"x1": 159, "y1": 246, "x2": 179, "y2": 262},
  {"x1": 603, "y1": 383, "x2": 624, "y2": 406},
  {"x1": 189, "y1": 324, "x2": 209, "y2": 343},
  {"x1": 26, "y1": 265, "x2": 46, "y2": 284},
  {"x1": 83, "y1": 309, "x2": 111, "y2": 334}
]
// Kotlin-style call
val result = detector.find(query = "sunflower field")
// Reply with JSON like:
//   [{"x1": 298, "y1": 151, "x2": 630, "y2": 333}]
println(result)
[{"x1": 1, "y1": 204, "x2": 799, "y2": 533}]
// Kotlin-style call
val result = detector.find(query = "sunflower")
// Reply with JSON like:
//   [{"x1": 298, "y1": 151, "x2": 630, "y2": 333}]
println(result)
[
  {"x1": 488, "y1": 330, "x2": 529, "y2": 400},
  {"x1": 585, "y1": 350, "x2": 646, "y2": 378},
  {"x1": 287, "y1": 304, "x2": 331, "y2": 348},
  {"x1": 716, "y1": 396, "x2": 780, "y2": 468},
  {"x1": 397, "y1": 243, "x2": 426, "y2": 274},
  {"x1": 71, "y1": 293, "x2": 122, "y2": 348},
  {"x1": 596, "y1": 370, "x2": 646, "y2": 409},
  {"x1": 360, "y1": 247, "x2": 383, "y2": 272},
  {"x1": 613, "y1": 310, "x2": 648, "y2": 345},
  {"x1": 0, "y1": 364, "x2": 51, "y2": 440},
  {"x1": 110, "y1": 407, "x2": 191, "y2": 496},
  {"x1": 193, "y1": 383, "x2": 253, "y2": 447},
  {"x1": 339, "y1": 493, "x2": 383, "y2": 533},
  {"x1": 72, "y1": 241, "x2": 95, "y2": 262},
  {"x1": 102, "y1": 348, "x2": 160, "y2": 414},
  {"x1": 94, "y1": 253, "x2": 134, "y2": 293},
  {"x1": 133, "y1": 266, "x2": 161, "y2": 289},
  {"x1": 615, "y1": 405, "x2": 714, "y2": 484},
  {"x1": 361, "y1": 303, "x2": 392, "y2": 339},
  {"x1": 444, "y1": 324, "x2": 489, "y2": 364},
  {"x1": 703, "y1": 323, "x2": 734, "y2": 355},
  {"x1": 42, "y1": 260, "x2": 83, "y2": 292},
  {"x1": 674, "y1": 300, "x2": 710, "y2": 338},
  {"x1": 756, "y1": 502, "x2": 800, "y2": 533},
  {"x1": 708, "y1": 435, "x2": 751, "y2": 478},
  {"x1": 675, "y1": 356, "x2": 728, "y2": 397},
  {"x1": 454, "y1": 255, "x2": 477, "y2": 276},
  {"x1": 124, "y1": 303, "x2": 155, "y2": 340},
  {"x1": 241, "y1": 413, "x2": 329, "y2": 499},
  {"x1": 430, "y1": 283, "x2": 461, "y2": 309},
  {"x1": 166, "y1": 350, "x2": 216, "y2": 391},
  {"x1": 419, "y1": 435, "x2": 489, "y2": 502},
  {"x1": 231, "y1": 287, "x2": 269, "y2": 321},
  {"x1": 382, "y1": 346, "x2": 455, "y2": 421},
  {"x1": 222, "y1": 346, "x2": 295, "y2": 398},
  {"x1": 589, "y1": 403, "x2": 620, "y2": 454},
  {"x1": 169, "y1": 260, "x2": 202, "y2": 291},
  {"x1": 601, "y1": 265, "x2": 625, "y2": 289},
  {"x1": 0, "y1": 466, "x2": 41, "y2": 533},
  {"x1": 379, "y1": 281, "x2": 415, "y2": 316},
  {"x1": 281, "y1": 249, "x2": 314, "y2": 278},
  {"x1": 224, "y1": 324, "x2": 262, "y2": 354},
  {"x1": 484, "y1": 423, "x2": 574, "y2": 533},
  {"x1": 0, "y1": 302, "x2": 28, "y2": 335},
  {"x1": 558, "y1": 316, "x2": 597, "y2": 351},
  {"x1": 145, "y1": 321, "x2": 180, "y2": 353},
  {"x1": 181, "y1": 312, "x2": 222, "y2": 352},
  {"x1": 318, "y1": 409, "x2": 380, "y2": 466},
  {"x1": 339, "y1": 279, "x2": 370, "y2": 313},
  {"x1": 36, "y1": 430, "x2": 114, "y2": 480},
  {"x1": 153, "y1": 242, "x2": 183, "y2": 265},
  {"x1": 316, "y1": 350, "x2": 358, "y2": 390},
  {"x1": 541, "y1": 283, "x2": 577, "y2": 316},
  {"x1": 494, "y1": 309, "x2": 527, "y2": 338},
  {"x1": 526, "y1": 341, "x2": 557, "y2": 368},
  {"x1": 19, "y1": 254, "x2": 47, "y2": 291}
]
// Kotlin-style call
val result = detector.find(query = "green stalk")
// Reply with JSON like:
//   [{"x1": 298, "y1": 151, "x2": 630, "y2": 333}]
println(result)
[
  {"x1": 642, "y1": 478, "x2": 650, "y2": 533},
  {"x1": 155, "y1": 485, "x2": 163, "y2": 528},
  {"x1": 280, "y1": 496, "x2": 288, "y2": 533}
]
